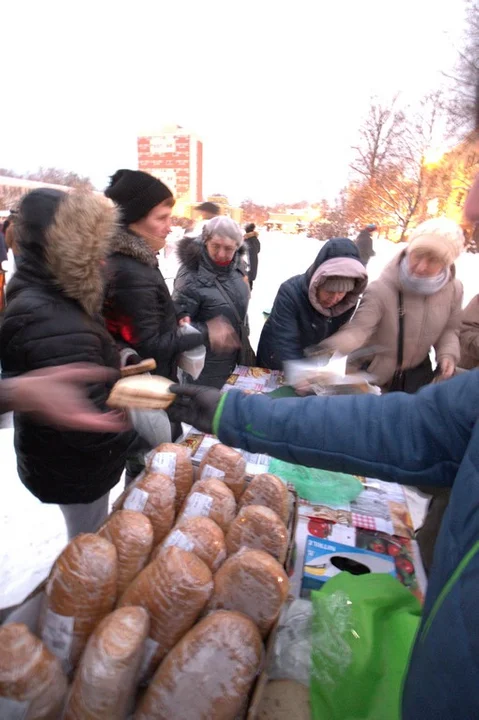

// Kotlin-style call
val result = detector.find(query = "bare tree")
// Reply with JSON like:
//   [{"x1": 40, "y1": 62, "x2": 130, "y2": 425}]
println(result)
[{"x1": 444, "y1": 0, "x2": 479, "y2": 135}]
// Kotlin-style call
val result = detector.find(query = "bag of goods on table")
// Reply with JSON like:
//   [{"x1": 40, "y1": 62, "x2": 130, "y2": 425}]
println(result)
[
  {"x1": 40, "y1": 534, "x2": 117, "y2": 672},
  {"x1": 122, "y1": 472, "x2": 175, "y2": 544},
  {"x1": 226, "y1": 505, "x2": 289, "y2": 563},
  {"x1": 255, "y1": 679, "x2": 310, "y2": 720},
  {"x1": 178, "y1": 478, "x2": 236, "y2": 532},
  {"x1": 63, "y1": 606, "x2": 150, "y2": 720},
  {"x1": 239, "y1": 473, "x2": 290, "y2": 524},
  {"x1": 118, "y1": 547, "x2": 213, "y2": 679},
  {"x1": 99, "y1": 511, "x2": 154, "y2": 596},
  {"x1": 146, "y1": 443, "x2": 194, "y2": 512},
  {"x1": 208, "y1": 549, "x2": 289, "y2": 638},
  {"x1": 152, "y1": 516, "x2": 226, "y2": 572},
  {"x1": 0, "y1": 623, "x2": 68, "y2": 720},
  {"x1": 199, "y1": 443, "x2": 246, "y2": 501},
  {"x1": 134, "y1": 610, "x2": 263, "y2": 720}
]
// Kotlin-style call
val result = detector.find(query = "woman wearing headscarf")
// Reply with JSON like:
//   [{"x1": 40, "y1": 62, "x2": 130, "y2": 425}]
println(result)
[{"x1": 173, "y1": 217, "x2": 249, "y2": 388}]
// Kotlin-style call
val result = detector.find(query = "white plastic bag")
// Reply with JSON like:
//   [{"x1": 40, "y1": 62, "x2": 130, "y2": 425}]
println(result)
[
  {"x1": 129, "y1": 409, "x2": 172, "y2": 447},
  {"x1": 177, "y1": 325, "x2": 206, "y2": 380}
]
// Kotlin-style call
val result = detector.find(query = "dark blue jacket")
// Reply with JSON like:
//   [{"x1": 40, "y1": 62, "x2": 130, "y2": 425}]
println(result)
[
  {"x1": 215, "y1": 371, "x2": 479, "y2": 719},
  {"x1": 257, "y1": 238, "x2": 366, "y2": 370}
]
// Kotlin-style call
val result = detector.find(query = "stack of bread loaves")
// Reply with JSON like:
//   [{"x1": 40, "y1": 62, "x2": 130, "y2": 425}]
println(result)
[{"x1": 0, "y1": 442, "x2": 293, "y2": 719}]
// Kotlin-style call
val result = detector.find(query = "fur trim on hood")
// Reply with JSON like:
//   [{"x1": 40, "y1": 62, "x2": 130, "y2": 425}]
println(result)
[
  {"x1": 176, "y1": 234, "x2": 246, "y2": 271},
  {"x1": 110, "y1": 228, "x2": 159, "y2": 268},
  {"x1": 44, "y1": 193, "x2": 119, "y2": 316}
]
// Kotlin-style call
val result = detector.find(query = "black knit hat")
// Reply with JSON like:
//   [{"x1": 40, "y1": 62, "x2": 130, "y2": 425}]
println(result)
[
  {"x1": 196, "y1": 201, "x2": 220, "y2": 216},
  {"x1": 105, "y1": 169, "x2": 173, "y2": 225}
]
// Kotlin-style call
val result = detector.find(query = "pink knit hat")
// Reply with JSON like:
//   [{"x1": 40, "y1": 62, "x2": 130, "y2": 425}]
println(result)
[{"x1": 407, "y1": 218, "x2": 464, "y2": 266}]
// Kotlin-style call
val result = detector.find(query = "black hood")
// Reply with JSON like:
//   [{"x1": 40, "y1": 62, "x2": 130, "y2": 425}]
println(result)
[{"x1": 304, "y1": 237, "x2": 363, "y2": 284}]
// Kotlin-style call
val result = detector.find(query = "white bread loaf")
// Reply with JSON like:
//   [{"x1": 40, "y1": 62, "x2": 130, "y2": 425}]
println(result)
[
  {"x1": 0, "y1": 623, "x2": 68, "y2": 720},
  {"x1": 256, "y1": 679, "x2": 310, "y2": 720},
  {"x1": 63, "y1": 606, "x2": 150, "y2": 720},
  {"x1": 208, "y1": 549, "x2": 289, "y2": 637},
  {"x1": 239, "y1": 474, "x2": 290, "y2": 524},
  {"x1": 178, "y1": 478, "x2": 236, "y2": 532},
  {"x1": 99, "y1": 511, "x2": 154, "y2": 596},
  {"x1": 199, "y1": 444, "x2": 246, "y2": 500},
  {"x1": 147, "y1": 443, "x2": 193, "y2": 512},
  {"x1": 40, "y1": 534, "x2": 117, "y2": 671},
  {"x1": 118, "y1": 547, "x2": 213, "y2": 678},
  {"x1": 134, "y1": 610, "x2": 263, "y2": 720},
  {"x1": 226, "y1": 505, "x2": 289, "y2": 563},
  {"x1": 153, "y1": 516, "x2": 226, "y2": 572},
  {"x1": 122, "y1": 472, "x2": 175, "y2": 544},
  {"x1": 107, "y1": 374, "x2": 175, "y2": 410}
]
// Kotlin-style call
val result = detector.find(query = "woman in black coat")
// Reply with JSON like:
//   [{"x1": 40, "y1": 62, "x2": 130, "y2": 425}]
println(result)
[
  {"x1": 257, "y1": 237, "x2": 368, "y2": 370},
  {"x1": 244, "y1": 222, "x2": 261, "y2": 290},
  {"x1": 173, "y1": 217, "x2": 250, "y2": 388},
  {"x1": 0, "y1": 189, "x2": 137, "y2": 539}
]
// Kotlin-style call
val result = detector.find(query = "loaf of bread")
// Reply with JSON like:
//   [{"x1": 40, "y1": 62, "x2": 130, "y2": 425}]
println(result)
[
  {"x1": 63, "y1": 606, "x2": 150, "y2": 720},
  {"x1": 135, "y1": 610, "x2": 263, "y2": 720},
  {"x1": 256, "y1": 679, "x2": 310, "y2": 720},
  {"x1": 40, "y1": 534, "x2": 117, "y2": 671},
  {"x1": 99, "y1": 511, "x2": 154, "y2": 596},
  {"x1": 153, "y1": 516, "x2": 226, "y2": 572},
  {"x1": 122, "y1": 472, "x2": 175, "y2": 544},
  {"x1": 178, "y1": 479, "x2": 236, "y2": 532},
  {"x1": 147, "y1": 443, "x2": 193, "y2": 512},
  {"x1": 199, "y1": 444, "x2": 246, "y2": 500},
  {"x1": 239, "y1": 474, "x2": 290, "y2": 524},
  {"x1": 119, "y1": 547, "x2": 213, "y2": 678},
  {"x1": 226, "y1": 505, "x2": 289, "y2": 563},
  {"x1": 208, "y1": 549, "x2": 289, "y2": 637},
  {"x1": 107, "y1": 375, "x2": 175, "y2": 410},
  {"x1": 0, "y1": 623, "x2": 68, "y2": 720}
]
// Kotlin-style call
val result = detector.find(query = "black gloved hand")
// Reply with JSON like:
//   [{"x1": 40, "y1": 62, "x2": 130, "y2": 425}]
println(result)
[{"x1": 167, "y1": 384, "x2": 222, "y2": 434}]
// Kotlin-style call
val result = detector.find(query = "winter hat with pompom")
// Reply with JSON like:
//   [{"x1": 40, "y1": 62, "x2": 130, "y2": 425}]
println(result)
[{"x1": 407, "y1": 218, "x2": 464, "y2": 267}]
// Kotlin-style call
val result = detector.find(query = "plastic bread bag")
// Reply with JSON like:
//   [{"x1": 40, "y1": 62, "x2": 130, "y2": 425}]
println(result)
[
  {"x1": 128, "y1": 407, "x2": 172, "y2": 448},
  {"x1": 177, "y1": 324, "x2": 206, "y2": 380},
  {"x1": 284, "y1": 352, "x2": 380, "y2": 396},
  {"x1": 268, "y1": 599, "x2": 314, "y2": 687}
]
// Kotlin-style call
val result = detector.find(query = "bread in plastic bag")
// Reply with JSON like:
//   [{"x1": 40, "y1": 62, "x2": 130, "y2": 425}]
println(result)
[
  {"x1": 63, "y1": 606, "x2": 150, "y2": 720},
  {"x1": 239, "y1": 473, "x2": 289, "y2": 524},
  {"x1": 147, "y1": 443, "x2": 193, "y2": 512},
  {"x1": 199, "y1": 444, "x2": 246, "y2": 500},
  {"x1": 153, "y1": 516, "x2": 227, "y2": 572},
  {"x1": 178, "y1": 478, "x2": 236, "y2": 532},
  {"x1": 255, "y1": 679, "x2": 310, "y2": 720},
  {"x1": 208, "y1": 549, "x2": 289, "y2": 637},
  {"x1": 226, "y1": 505, "x2": 289, "y2": 563},
  {"x1": 40, "y1": 533, "x2": 117, "y2": 672},
  {"x1": 122, "y1": 472, "x2": 175, "y2": 544},
  {"x1": 0, "y1": 623, "x2": 68, "y2": 720},
  {"x1": 134, "y1": 610, "x2": 263, "y2": 720},
  {"x1": 99, "y1": 510, "x2": 154, "y2": 596},
  {"x1": 118, "y1": 546, "x2": 213, "y2": 678}
]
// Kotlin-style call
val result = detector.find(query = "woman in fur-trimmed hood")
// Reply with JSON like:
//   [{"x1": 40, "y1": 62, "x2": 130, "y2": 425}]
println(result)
[
  {"x1": 173, "y1": 217, "x2": 251, "y2": 388},
  {"x1": 0, "y1": 188, "x2": 137, "y2": 536}
]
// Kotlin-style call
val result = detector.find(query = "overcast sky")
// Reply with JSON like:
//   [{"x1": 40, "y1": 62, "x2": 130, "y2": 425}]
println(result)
[{"x1": 1, "y1": 0, "x2": 467, "y2": 204}]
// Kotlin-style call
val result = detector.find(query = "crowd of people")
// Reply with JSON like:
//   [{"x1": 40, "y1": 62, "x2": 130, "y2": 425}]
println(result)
[{"x1": 1, "y1": 166, "x2": 479, "y2": 717}]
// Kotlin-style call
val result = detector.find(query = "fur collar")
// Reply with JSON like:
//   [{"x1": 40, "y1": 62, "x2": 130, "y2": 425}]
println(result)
[
  {"x1": 110, "y1": 228, "x2": 159, "y2": 268},
  {"x1": 176, "y1": 235, "x2": 246, "y2": 271}
]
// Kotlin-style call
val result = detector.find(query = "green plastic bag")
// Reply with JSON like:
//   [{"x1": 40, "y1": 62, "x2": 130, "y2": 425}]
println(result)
[
  {"x1": 268, "y1": 457, "x2": 363, "y2": 504},
  {"x1": 310, "y1": 573, "x2": 421, "y2": 720}
]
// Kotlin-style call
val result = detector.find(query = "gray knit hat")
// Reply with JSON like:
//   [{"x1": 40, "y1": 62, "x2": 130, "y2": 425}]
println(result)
[{"x1": 320, "y1": 276, "x2": 355, "y2": 293}]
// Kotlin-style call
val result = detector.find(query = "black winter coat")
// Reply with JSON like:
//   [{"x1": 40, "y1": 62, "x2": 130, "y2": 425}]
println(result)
[
  {"x1": 244, "y1": 231, "x2": 261, "y2": 284},
  {"x1": 173, "y1": 237, "x2": 250, "y2": 388},
  {"x1": 257, "y1": 238, "x2": 367, "y2": 370},
  {"x1": 104, "y1": 230, "x2": 205, "y2": 381},
  {"x1": 0, "y1": 189, "x2": 136, "y2": 504}
]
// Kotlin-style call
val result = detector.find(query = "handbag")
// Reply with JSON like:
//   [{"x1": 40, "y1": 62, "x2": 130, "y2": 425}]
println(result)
[
  {"x1": 214, "y1": 279, "x2": 256, "y2": 366},
  {"x1": 388, "y1": 291, "x2": 434, "y2": 393}
]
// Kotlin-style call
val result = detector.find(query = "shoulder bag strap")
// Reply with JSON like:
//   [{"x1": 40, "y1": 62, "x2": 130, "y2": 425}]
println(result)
[
  {"x1": 396, "y1": 290, "x2": 405, "y2": 370},
  {"x1": 214, "y1": 278, "x2": 245, "y2": 325}
]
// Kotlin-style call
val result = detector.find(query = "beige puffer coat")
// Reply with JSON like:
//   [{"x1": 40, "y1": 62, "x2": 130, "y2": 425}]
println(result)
[
  {"x1": 320, "y1": 251, "x2": 463, "y2": 386},
  {"x1": 459, "y1": 295, "x2": 479, "y2": 370}
]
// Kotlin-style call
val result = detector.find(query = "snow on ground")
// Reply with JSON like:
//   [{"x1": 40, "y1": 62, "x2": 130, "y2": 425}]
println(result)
[{"x1": 1, "y1": 231, "x2": 478, "y2": 613}]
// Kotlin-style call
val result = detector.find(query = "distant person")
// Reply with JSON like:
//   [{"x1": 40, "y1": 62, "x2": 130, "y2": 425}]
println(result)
[
  {"x1": 256, "y1": 238, "x2": 367, "y2": 370},
  {"x1": 173, "y1": 217, "x2": 249, "y2": 388},
  {"x1": 355, "y1": 223, "x2": 377, "y2": 265},
  {"x1": 243, "y1": 222, "x2": 261, "y2": 290},
  {"x1": 459, "y1": 294, "x2": 479, "y2": 369}
]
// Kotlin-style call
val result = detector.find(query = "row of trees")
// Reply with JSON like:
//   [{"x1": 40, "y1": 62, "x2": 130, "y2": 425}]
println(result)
[{"x1": 0, "y1": 167, "x2": 94, "y2": 212}]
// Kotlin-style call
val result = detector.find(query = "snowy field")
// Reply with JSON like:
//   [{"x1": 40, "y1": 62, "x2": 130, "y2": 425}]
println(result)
[{"x1": 1, "y1": 231, "x2": 478, "y2": 613}]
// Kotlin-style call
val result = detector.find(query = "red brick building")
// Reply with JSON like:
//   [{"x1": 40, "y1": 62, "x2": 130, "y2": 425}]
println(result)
[{"x1": 137, "y1": 125, "x2": 203, "y2": 203}]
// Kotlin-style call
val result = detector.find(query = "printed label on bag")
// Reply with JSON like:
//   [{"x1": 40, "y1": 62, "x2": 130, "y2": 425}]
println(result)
[
  {"x1": 139, "y1": 637, "x2": 160, "y2": 681},
  {"x1": 124, "y1": 488, "x2": 149, "y2": 512},
  {"x1": 201, "y1": 464, "x2": 225, "y2": 481},
  {"x1": 41, "y1": 608, "x2": 74, "y2": 672},
  {"x1": 150, "y1": 452, "x2": 177, "y2": 477},
  {"x1": 163, "y1": 529, "x2": 195, "y2": 552},
  {"x1": 0, "y1": 698, "x2": 29, "y2": 720},
  {"x1": 182, "y1": 492, "x2": 213, "y2": 519}
]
